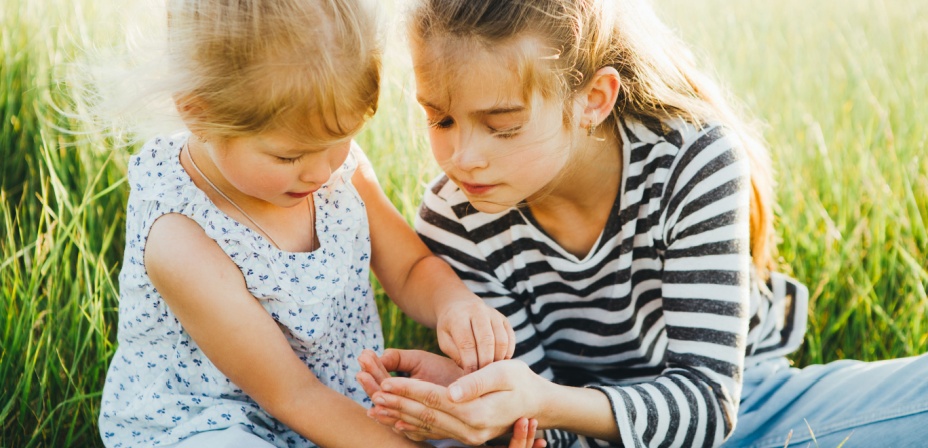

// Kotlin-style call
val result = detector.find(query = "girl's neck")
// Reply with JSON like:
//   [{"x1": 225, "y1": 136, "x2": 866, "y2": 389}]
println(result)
[
  {"x1": 527, "y1": 123, "x2": 623, "y2": 259},
  {"x1": 180, "y1": 137, "x2": 318, "y2": 253},
  {"x1": 531, "y1": 123, "x2": 622, "y2": 215},
  {"x1": 183, "y1": 138, "x2": 273, "y2": 212}
]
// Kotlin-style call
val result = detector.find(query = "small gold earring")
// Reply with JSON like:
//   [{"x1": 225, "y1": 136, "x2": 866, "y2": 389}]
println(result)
[{"x1": 586, "y1": 122, "x2": 597, "y2": 137}]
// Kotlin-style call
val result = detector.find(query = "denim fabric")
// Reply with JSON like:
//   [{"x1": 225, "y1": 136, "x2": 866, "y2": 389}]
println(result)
[
  {"x1": 723, "y1": 354, "x2": 928, "y2": 448},
  {"x1": 162, "y1": 425, "x2": 277, "y2": 448}
]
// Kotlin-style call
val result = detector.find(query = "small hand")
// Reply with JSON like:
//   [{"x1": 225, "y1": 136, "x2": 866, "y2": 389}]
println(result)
[
  {"x1": 495, "y1": 418, "x2": 547, "y2": 448},
  {"x1": 357, "y1": 349, "x2": 467, "y2": 434},
  {"x1": 358, "y1": 349, "x2": 465, "y2": 390},
  {"x1": 369, "y1": 360, "x2": 547, "y2": 446},
  {"x1": 440, "y1": 418, "x2": 546, "y2": 448},
  {"x1": 436, "y1": 299, "x2": 516, "y2": 373}
]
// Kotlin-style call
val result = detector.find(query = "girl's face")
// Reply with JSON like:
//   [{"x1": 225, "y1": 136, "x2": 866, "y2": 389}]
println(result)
[
  {"x1": 204, "y1": 129, "x2": 352, "y2": 208},
  {"x1": 413, "y1": 38, "x2": 578, "y2": 214}
]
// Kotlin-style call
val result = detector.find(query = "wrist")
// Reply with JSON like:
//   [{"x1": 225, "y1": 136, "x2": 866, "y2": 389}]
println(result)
[
  {"x1": 435, "y1": 292, "x2": 482, "y2": 322},
  {"x1": 537, "y1": 384, "x2": 620, "y2": 442},
  {"x1": 534, "y1": 378, "x2": 564, "y2": 429}
]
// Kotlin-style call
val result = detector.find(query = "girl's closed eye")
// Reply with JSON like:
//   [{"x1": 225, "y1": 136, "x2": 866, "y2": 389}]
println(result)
[
  {"x1": 489, "y1": 125, "x2": 523, "y2": 139},
  {"x1": 427, "y1": 117, "x2": 455, "y2": 130},
  {"x1": 276, "y1": 154, "x2": 304, "y2": 164}
]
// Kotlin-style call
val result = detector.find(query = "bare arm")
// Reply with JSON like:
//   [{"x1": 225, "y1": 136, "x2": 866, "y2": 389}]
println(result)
[
  {"x1": 145, "y1": 213, "x2": 427, "y2": 448},
  {"x1": 350, "y1": 152, "x2": 467, "y2": 327},
  {"x1": 350, "y1": 147, "x2": 514, "y2": 371},
  {"x1": 369, "y1": 359, "x2": 621, "y2": 445}
]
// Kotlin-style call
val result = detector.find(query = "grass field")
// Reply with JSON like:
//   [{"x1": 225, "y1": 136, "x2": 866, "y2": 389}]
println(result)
[{"x1": 1, "y1": 0, "x2": 926, "y2": 446}]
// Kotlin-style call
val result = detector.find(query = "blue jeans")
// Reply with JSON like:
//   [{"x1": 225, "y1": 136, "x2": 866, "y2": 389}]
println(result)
[{"x1": 723, "y1": 354, "x2": 928, "y2": 447}]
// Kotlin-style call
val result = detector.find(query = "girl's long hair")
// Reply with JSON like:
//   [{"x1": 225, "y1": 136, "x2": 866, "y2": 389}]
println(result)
[{"x1": 409, "y1": 0, "x2": 776, "y2": 277}]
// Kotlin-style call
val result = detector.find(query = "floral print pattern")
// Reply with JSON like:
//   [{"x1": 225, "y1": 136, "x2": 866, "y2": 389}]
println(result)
[{"x1": 100, "y1": 133, "x2": 383, "y2": 447}]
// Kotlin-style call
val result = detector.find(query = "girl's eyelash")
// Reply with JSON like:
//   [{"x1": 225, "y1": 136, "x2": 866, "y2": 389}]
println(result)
[
  {"x1": 276, "y1": 155, "x2": 303, "y2": 164},
  {"x1": 490, "y1": 126, "x2": 522, "y2": 139},
  {"x1": 426, "y1": 117, "x2": 521, "y2": 138},
  {"x1": 427, "y1": 117, "x2": 454, "y2": 130}
]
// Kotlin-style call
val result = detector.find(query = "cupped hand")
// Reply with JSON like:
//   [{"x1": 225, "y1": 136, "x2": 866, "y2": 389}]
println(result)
[
  {"x1": 357, "y1": 348, "x2": 466, "y2": 436},
  {"x1": 436, "y1": 299, "x2": 516, "y2": 373},
  {"x1": 369, "y1": 359, "x2": 549, "y2": 446},
  {"x1": 357, "y1": 349, "x2": 465, "y2": 391}
]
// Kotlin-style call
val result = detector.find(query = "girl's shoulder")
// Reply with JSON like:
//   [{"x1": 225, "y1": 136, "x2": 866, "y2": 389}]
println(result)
[
  {"x1": 619, "y1": 116, "x2": 746, "y2": 187},
  {"x1": 128, "y1": 133, "x2": 188, "y2": 173},
  {"x1": 620, "y1": 115, "x2": 738, "y2": 155},
  {"x1": 126, "y1": 132, "x2": 194, "y2": 207}
]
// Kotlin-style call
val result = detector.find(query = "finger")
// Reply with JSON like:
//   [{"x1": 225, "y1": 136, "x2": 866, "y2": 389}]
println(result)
[
  {"x1": 379, "y1": 377, "x2": 454, "y2": 412},
  {"x1": 359, "y1": 350, "x2": 390, "y2": 384},
  {"x1": 356, "y1": 371, "x2": 381, "y2": 397},
  {"x1": 490, "y1": 315, "x2": 511, "y2": 363},
  {"x1": 436, "y1": 333, "x2": 459, "y2": 369},
  {"x1": 505, "y1": 318, "x2": 516, "y2": 360},
  {"x1": 378, "y1": 348, "x2": 404, "y2": 373},
  {"x1": 508, "y1": 417, "x2": 530, "y2": 448},
  {"x1": 381, "y1": 348, "x2": 435, "y2": 377},
  {"x1": 439, "y1": 324, "x2": 476, "y2": 373},
  {"x1": 527, "y1": 419, "x2": 546, "y2": 448},
  {"x1": 394, "y1": 420, "x2": 450, "y2": 441},
  {"x1": 367, "y1": 404, "x2": 401, "y2": 427},
  {"x1": 447, "y1": 361, "x2": 512, "y2": 403},
  {"x1": 471, "y1": 314, "x2": 496, "y2": 371},
  {"x1": 524, "y1": 419, "x2": 538, "y2": 448},
  {"x1": 377, "y1": 376, "x2": 512, "y2": 444},
  {"x1": 373, "y1": 391, "x2": 473, "y2": 441}
]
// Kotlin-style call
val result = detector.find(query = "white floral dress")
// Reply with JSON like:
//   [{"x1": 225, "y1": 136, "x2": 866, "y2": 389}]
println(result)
[{"x1": 100, "y1": 133, "x2": 384, "y2": 447}]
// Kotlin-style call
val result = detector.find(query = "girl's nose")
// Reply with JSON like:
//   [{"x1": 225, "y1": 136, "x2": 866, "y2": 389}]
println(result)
[
  {"x1": 453, "y1": 133, "x2": 489, "y2": 172},
  {"x1": 299, "y1": 162, "x2": 331, "y2": 186}
]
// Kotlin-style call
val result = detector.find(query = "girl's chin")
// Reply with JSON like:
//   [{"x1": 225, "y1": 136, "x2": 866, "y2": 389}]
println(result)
[{"x1": 463, "y1": 197, "x2": 518, "y2": 215}]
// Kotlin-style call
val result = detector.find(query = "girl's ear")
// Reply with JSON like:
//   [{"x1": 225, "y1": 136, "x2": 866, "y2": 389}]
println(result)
[
  {"x1": 173, "y1": 93, "x2": 209, "y2": 137},
  {"x1": 578, "y1": 67, "x2": 621, "y2": 128}
]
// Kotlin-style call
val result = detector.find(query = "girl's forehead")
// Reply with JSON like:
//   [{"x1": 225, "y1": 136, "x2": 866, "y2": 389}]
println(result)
[{"x1": 412, "y1": 35, "x2": 551, "y2": 112}]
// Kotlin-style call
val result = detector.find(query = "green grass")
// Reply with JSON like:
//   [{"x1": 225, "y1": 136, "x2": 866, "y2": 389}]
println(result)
[
  {"x1": 658, "y1": 0, "x2": 928, "y2": 364},
  {"x1": 1, "y1": 0, "x2": 926, "y2": 446}
]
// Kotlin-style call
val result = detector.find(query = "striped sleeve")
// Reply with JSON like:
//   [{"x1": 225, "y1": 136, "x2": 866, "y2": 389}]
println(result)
[
  {"x1": 585, "y1": 126, "x2": 751, "y2": 448},
  {"x1": 415, "y1": 179, "x2": 579, "y2": 448}
]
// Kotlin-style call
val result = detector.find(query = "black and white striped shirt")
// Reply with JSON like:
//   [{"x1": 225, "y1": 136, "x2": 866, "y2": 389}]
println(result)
[{"x1": 416, "y1": 118, "x2": 808, "y2": 448}]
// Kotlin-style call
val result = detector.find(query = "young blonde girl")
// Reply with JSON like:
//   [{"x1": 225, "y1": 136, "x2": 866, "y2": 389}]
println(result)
[
  {"x1": 358, "y1": 0, "x2": 928, "y2": 447},
  {"x1": 96, "y1": 1, "x2": 536, "y2": 447}
]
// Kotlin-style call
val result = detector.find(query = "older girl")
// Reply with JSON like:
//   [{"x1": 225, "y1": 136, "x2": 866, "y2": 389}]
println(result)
[{"x1": 358, "y1": 1, "x2": 928, "y2": 447}]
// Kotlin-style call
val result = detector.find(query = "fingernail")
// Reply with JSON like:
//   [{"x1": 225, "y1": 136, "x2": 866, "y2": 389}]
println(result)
[
  {"x1": 449, "y1": 384, "x2": 462, "y2": 401},
  {"x1": 381, "y1": 382, "x2": 392, "y2": 392},
  {"x1": 375, "y1": 396, "x2": 385, "y2": 405}
]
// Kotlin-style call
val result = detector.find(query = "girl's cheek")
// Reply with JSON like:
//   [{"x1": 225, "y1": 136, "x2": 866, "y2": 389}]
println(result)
[{"x1": 430, "y1": 142, "x2": 453, "y2": 166}]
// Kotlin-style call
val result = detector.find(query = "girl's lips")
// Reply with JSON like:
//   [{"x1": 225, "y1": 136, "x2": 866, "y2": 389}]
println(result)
[
  {"x1": 461, "y1": 182, "x2": 497, "y2": 195},
  {"x1": 286, "y1": 191, "x2": 312, "y2": 199}
]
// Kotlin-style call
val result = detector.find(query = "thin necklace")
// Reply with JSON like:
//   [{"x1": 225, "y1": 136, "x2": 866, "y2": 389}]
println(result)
[{"x1": 185, "y1": 142, "x2": 316, "y2": 251}]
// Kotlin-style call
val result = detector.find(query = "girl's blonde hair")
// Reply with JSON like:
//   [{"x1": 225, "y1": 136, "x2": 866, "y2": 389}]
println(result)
[
  {"x1": 84, "y1": 0, "x2": 382, "y2": 145},
  {"x1": 409, "y1": 0, "x2": 776, "y2": 277}
]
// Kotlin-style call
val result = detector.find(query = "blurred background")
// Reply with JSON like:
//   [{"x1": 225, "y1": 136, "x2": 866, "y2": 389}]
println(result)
[{"x1": 1, "y1": 0, "x2": 926, "y2": 446}]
